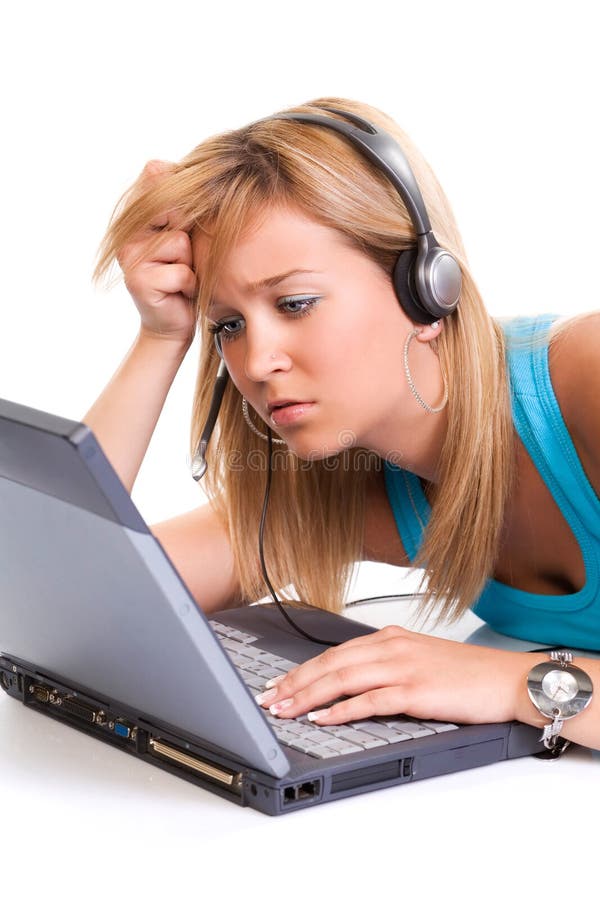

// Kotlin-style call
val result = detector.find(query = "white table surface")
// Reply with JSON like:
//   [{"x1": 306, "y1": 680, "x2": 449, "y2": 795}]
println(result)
[{"x1": 2, "y1": 563, "x2": 599, "y2": 897}]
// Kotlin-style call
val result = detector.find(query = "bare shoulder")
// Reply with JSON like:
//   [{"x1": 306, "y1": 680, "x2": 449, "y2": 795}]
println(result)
[
  {"x1": 549, "y1": 311, "x2": 600, "y2": 466},
  {"x1": 361, "y1": 466, "x2": 409, "y2": 566}
]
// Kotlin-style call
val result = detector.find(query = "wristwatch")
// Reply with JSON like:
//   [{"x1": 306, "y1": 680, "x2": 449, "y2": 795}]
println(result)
[{"x1": 527, "y1": 650, "x2": 593, "y2": 757}]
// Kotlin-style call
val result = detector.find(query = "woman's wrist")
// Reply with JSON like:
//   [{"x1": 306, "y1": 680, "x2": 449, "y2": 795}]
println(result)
[
  {"x1": 510, "y1": 651, "x2": 549, "y2": 728},
  {"x1": 137, "y1": 325, "x2": 194, "y2": 357}
]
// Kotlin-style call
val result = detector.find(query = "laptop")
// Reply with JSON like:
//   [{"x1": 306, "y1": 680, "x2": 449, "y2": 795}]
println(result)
[{"x1": 0, "y1": 397, "x2": 542, "y2": 815}]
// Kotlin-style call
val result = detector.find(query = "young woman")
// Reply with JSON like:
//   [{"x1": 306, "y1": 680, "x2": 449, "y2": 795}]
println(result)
[{"x1": 87, "y1": 97, "x2": 600, "y2": 753}]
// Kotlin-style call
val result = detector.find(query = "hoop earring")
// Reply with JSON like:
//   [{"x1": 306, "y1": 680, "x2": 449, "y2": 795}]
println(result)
[
  {"x1": 242, "y1": 398, "x2": 286, "y2": 444},
  {"x1": 403, "y1": 329, "x2": 448, "y2": 414}
]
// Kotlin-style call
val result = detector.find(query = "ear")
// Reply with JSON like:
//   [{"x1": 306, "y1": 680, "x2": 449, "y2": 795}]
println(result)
[{"x1": 414, "y1": 320, "x2": 445, "y2": 343}]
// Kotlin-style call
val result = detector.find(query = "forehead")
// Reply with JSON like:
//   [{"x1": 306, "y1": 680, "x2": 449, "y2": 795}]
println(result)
[{"x1": 193, "y1": 204, "x2": 351, "y2": 286}]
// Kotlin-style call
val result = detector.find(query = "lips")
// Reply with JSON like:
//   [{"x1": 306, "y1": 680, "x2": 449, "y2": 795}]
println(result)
[
  {"x1": 266, "y1": 398, "x2": 308, "y2": 415},
  {"x1": 268, "y1": 401, "x2": 316, "y2": 427}
]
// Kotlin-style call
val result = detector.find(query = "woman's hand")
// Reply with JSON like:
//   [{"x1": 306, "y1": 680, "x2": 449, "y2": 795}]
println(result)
[
  {"x1": 256, "y1": 625, "x2": 545, "y2": 728},
  {"x1": 118, "y1": 160, "x2": 197, "y2": 346}
]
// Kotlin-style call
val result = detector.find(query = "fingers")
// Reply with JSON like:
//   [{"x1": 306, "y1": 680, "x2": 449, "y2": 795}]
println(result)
[
  {"x1": 265, "y1": 661, "x2": 404, "y2": 724},
  {"x1": 127, "y1": 262, "x2": 197, "y2": 304},
  {"x1": 119, "y1": 229, "x2": 196, "y2": 302},
  {"x1": 128, "y1": 159, "x2": 186, "y2": 232},
  {"x1": 258, "y1": 641, "x2": 408, "y2": 721},
  {"x1": 261, "y1": 625, "x2": 408, "y2": 699},
  {"x1": 307, "y1": 686, "x2": 407, "y2": 726},
  {"x1": 118, "y1": 228, "x2": 193, "y2": 269}
]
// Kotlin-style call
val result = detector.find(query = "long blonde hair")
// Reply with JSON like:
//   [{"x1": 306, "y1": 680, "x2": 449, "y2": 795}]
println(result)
[{"x1": 95, "y1": 97, "x2": 513, "y2": 621}]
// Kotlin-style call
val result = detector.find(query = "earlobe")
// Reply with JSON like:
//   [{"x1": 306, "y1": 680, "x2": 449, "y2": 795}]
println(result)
[{"x1": 415, "y1": 320, "x2": 444, "y2": 342}]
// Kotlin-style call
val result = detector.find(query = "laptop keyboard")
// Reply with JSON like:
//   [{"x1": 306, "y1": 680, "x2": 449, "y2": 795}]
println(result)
[{"x1": 210, "y1": 620, "x2": 458, "y2": 759}]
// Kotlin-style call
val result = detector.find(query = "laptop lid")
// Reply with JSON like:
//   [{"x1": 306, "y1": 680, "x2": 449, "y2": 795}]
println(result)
[{"x1": 0, "y1": 397, "x2": 290, "y2": 778}]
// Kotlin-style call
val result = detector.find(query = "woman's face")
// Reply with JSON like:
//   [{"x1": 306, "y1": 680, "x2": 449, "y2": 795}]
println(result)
[{"x1": 194, "y1": 204, "x2": 421, "y2": 461}]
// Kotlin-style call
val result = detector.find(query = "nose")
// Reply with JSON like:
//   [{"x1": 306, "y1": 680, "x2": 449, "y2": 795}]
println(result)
[{"x1": 242, "y1": 325, "x2": 292, "y2": 382}]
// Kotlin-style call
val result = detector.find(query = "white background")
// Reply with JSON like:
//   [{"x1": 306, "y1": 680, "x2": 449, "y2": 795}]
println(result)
[
  {"x1": 1, "y1": 3, "x2": 599, "y2": 893},
  {"x1": 1, "y1": 0, "x2": 598, "y2": 527}
]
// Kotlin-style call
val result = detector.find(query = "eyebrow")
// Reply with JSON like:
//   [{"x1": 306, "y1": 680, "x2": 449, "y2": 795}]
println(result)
[
  {"x1": 245, "y1": 268, "x2": 323, "y2": 292},
  {"x1": 209, "y1": 268, "x2": 324, "y2": 312}
]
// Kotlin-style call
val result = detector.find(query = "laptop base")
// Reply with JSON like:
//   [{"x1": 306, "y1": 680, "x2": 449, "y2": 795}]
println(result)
[{"x1": 1, "y1": 653, "x2": 542, "y2": 816}]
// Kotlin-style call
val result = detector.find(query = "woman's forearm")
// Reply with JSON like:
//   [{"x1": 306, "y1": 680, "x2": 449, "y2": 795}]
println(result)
[{"x1": 82, "y1": 328, "x2": 192, "y2": 494}]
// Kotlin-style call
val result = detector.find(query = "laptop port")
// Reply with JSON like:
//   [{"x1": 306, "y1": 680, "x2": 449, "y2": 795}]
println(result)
[
  {"x1": 149, "y1": 738, "x2": 243, "y2": 795},
  {"x1": 114, "y1": 721, "x2": 131, "y2": 738},
  {"x1": 29, "y1": 684, "x2": 50, "y2": 702},
  {"x1": 283, "y1": 780, "x2": 321, "y2": 805},
  {"x1": 60, "y1": 698, "x2": 96, "y2": 724}
]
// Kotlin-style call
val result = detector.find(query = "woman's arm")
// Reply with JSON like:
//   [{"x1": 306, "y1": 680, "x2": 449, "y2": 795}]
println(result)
[
  {"x1": 82, "y1": 330, "x2": 192, "y2": 493},
  {"x1": 151, "y1": 502, "x2": 244, "y2": 614},
  {"x1": 84, "y1": 161, "x2": 197, "y2": 493},
  {"x1": 255, "y1": 628, "x2": 600, "y2": 751}
]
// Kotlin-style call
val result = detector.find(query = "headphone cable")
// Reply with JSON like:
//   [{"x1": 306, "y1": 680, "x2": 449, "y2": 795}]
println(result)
[{"x1": 258, "y1": 430, "x2": 340, "y2": 647}]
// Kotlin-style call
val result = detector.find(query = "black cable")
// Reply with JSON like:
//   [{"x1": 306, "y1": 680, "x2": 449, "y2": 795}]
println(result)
[
  {"x1": 344, "y1": 593, "x2": 426, "y2": 607},
  {"x1": 258, "y1": 430, "x2": 340, "y2": 647}
]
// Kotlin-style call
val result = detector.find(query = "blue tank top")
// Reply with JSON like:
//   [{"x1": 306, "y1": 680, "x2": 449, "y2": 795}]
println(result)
[{"x1": 384, "y1": 314, "x2": 600, "y2": 650}]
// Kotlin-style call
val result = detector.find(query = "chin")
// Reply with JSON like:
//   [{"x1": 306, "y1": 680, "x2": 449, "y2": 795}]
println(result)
[{"x1": 284, "y1": 435, "x2": 355, "y2": 464}]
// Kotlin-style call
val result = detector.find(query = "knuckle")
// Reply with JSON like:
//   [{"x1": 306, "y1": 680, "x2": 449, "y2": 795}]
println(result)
[
  {"x1": 382, "y1": 624, "x2": 405, "y2": 639},
  {"x1": 363, "y1": 690, "x2": 380, "y2": 714},
  {"x1": 170, "y1": 229, "x2": 192, "y2": 255},
  {"x1": 316, "y1": 648, "x2": 335, "y2": 669},
  {"x1": 143, "y1": 159, "x2": 169, "y2": 177},
  {"x1": 334, "y1": 666, "x2": 354, "y2": 691}
]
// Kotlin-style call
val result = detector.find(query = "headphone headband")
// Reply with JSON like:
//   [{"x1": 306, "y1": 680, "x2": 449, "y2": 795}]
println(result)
[{"x1": 271, "y1": 108, "x2": 432, "y2": 236}]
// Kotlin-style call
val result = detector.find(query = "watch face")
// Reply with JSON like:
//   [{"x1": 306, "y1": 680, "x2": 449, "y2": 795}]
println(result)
[
  {"x1": 527, "y1": 660, "x2": 593, "y2": 721},
  {"x1": 541, "y1": 669, "x2": 579, "y2": 704}
]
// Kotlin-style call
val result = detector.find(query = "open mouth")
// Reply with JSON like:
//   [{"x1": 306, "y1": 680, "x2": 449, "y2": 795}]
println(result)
[{"x1": 268, "y1": 402, "x2": 315, "y2": 426}]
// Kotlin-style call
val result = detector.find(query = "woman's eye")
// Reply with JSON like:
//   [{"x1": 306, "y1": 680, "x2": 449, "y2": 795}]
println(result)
[
  {"x1": 278, "y1": 294, "x2": 322, "y2": 315},
  {"x1": 221, "y1": 320, "x2": 242, "y2": 334},
  {"x1": 207, "y1": 295, "x2": 321, "y2": 345},
  {"x1": 207, "y1": 317, "x2": 244, "y2": 343}
]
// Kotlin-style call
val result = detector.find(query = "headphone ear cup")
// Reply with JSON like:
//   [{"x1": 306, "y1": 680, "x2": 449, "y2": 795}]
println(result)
[{"x1": 393, "y1": 249, "x2": 436, "y2": 325}]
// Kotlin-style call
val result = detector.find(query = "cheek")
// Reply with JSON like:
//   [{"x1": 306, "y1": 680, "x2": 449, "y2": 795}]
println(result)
[{"x1": 318, "y1": 302, "x2": 398, "y2": 385}]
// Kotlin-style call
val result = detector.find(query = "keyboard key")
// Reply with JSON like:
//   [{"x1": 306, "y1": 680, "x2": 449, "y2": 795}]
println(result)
[
  {"x1": 412, "y1": 720, "x2": 459, "y2": 733},
  {"x1": 232, "y1": 644, "x2": 271, "y2": 660},
  {"x1": 241, "y1": 673, "x2": 264, "y2": 689},
  {"x1": 339, "y1": 731, "x2": 388, "y2": 749},
  {"x1": 273, "y1": 660, "x2": 297, "y2": 672},
  {"x1": 278, "y1": 721, "x2": 307, "y2": 734},
  {"x1": 227, "y1": 629, "x2": 258, "y2": 644},
  {"x1": 253, "y1": 666, "x2": 287, "y2": 680},
  {"x1": 322, "y1": 738, "x2": 366, "y2": 755},
  {"x1": 305, "y1": 745, "x2": 340, "y2": 759},
  {"x1": 274, "y1": 731, "x2": 299, "y2": 747},
  {"x1": 388, "y1": 721, "x2": 436, "y2": 738},
  {"x1": 288, "y1": 737, "x2": 324, "y2": 753},
  {"x1": 300, "y1": 729, "x2": 332, "y2": 745},
  {"x1": 254, "y1": 651, "x2": 286, "y2": 667},
  {"x1": 350, "y1": 721, "x2": 410, "y2": 743}
]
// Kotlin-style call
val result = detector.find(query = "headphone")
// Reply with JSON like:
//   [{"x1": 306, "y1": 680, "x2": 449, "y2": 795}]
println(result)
[{"x1": 192, "y1": 106, "x2": 462, "y2": 480}]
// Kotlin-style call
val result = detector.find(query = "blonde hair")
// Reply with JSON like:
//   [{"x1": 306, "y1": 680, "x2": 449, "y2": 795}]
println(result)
[{"x1": 95, "y1": 97, "x2": 514, "y2": 621}]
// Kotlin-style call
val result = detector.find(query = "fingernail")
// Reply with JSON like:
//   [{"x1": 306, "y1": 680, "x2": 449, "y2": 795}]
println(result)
[
  {"x1": 307, "y1": 709, "x2": 330, "y2": 723},
  {"x1": 255, "y1": 688, "x2": 277, "y2": 705},
  {"x1": 264, "y1": 674, "x2": 286, "y2": 689},
  {"x1": 270, "y1": 698, "x2": 294, "y2": 715}
]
